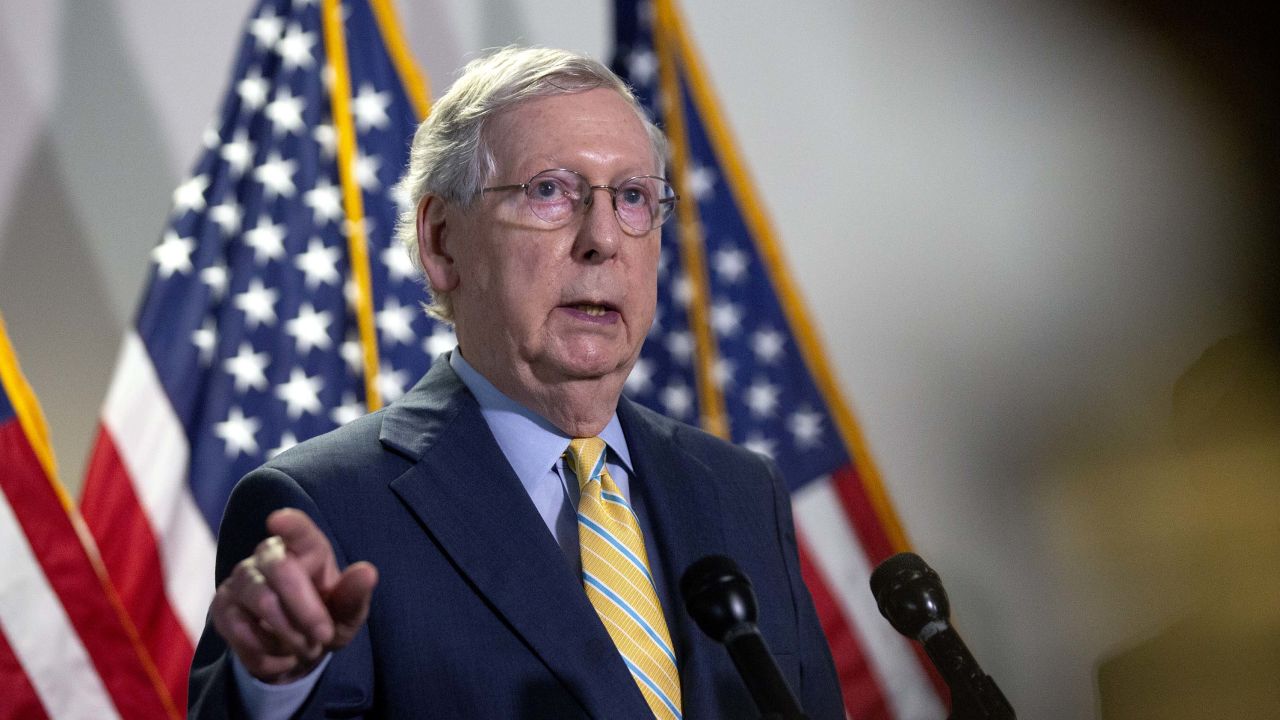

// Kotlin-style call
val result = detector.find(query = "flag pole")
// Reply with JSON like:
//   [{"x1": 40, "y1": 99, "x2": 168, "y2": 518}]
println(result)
[
  {"x1": 321, "y1": 0, "x2": 382, "y2": 411},
  {"x1": 653, "y1": 0, "x2": 729, "y2": 439}
]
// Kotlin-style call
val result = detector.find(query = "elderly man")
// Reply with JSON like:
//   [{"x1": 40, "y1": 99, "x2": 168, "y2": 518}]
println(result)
[{"x1": 188, "y1": 47, "x2": 843, "y2": 719}]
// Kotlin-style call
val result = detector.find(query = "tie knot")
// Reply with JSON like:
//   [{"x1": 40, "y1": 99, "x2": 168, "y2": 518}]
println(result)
[{"x1": 564, "y1": 437, "x2": 607, "y2": 487}]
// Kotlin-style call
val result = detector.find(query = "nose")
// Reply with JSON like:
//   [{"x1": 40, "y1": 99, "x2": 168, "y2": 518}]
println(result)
[{"x1": 574, "y1": 187, "x2": 622, "y2": 262}]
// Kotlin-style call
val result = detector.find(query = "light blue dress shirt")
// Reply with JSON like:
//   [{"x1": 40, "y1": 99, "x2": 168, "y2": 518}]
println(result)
[{"x1": 233, "y1": 348, "x2": 649, "y2": 718}]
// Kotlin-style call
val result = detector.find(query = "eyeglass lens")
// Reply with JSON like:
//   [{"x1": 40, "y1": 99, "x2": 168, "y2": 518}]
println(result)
[{"x1": 524, "y1": 169, "x2": 674, "y2": 233}]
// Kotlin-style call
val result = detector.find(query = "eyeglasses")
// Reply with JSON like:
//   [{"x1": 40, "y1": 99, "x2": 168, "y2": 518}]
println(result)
[{"x1": 481, "y1": 168, "x2": 678, "y2": 236}]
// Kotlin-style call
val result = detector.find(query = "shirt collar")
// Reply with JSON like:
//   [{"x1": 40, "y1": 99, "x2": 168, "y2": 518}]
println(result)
[{"x1": 448, "y1": 348, "x2": 633, "y2": 483}]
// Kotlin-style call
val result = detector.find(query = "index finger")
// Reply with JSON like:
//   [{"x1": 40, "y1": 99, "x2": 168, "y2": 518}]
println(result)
[{"x1": 266, "y1": 508, "x2": 338, "y2": 585}]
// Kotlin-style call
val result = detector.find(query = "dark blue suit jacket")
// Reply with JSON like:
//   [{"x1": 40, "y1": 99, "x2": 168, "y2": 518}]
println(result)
[{"x1": 189, "y1": 358, "x2": 843, "y2": 719}]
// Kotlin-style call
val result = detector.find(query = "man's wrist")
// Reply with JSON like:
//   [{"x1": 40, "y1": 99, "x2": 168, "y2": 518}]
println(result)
[{"x1": 230, "y1": 652, "x2": 331, "y2": 720}]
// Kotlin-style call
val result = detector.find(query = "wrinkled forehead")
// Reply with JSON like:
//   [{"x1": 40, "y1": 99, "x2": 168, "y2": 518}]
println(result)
[{"x1": 485, "y1": 89, "x2": 662, "y2": 178}]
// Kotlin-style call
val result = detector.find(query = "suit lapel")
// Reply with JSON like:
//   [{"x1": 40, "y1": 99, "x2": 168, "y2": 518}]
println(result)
[
  {"x1": 618, "y1": 399, "x2": 731, "y2": 720},
  {"x1": 381, "y1": 360, "x2": 654, "y2": 720}
]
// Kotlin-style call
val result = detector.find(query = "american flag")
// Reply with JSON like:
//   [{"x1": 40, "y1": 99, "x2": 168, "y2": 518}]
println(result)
[
  {"x1": 613, "y1": 1, "x2": 949, "y2": 716},
  {"x1": 0, "y1": 312, "x2": 179, "y2": 719},
  {"x1": 77, "y1": 0, "x2": 436, "y2": 708}
]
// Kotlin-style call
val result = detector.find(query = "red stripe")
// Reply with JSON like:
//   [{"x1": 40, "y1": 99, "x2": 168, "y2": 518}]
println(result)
[
  {"x1": 829, "y1": 464, "x2": 897, "y2": 566},
  {"x1": 80, "y1": 426, "x2": 194, "y2": 711},
  {"x1": 829, "y1": 465, "x2": 950, "y2": 703},
  {"x1": 0, "y1": 626, "x2": 50, "y2": 720},
  {"x1": 0, "y1": 421, "x2": 176, "y2": 718},
  {"x1": 796, "y1": 536, "x2": 893, "y2": 720}
]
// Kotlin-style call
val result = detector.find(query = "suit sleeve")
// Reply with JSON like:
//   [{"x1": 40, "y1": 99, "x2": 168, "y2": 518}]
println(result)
[
  {"x1": 763, "y1": 457, "x2": 847, "y2": 719},
  {"x1": 187, "y1": 467, "x2": 374, "y2": 720}
]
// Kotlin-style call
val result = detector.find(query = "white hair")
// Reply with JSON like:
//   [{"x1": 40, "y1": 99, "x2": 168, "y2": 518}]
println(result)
[{"x1": 393, "y1": 46, "x2": 669, "y2": 322}]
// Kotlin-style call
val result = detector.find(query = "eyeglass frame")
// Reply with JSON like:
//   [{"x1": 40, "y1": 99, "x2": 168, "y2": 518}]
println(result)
[{"x1": 480, "y1": 168, "x2": 679, "y2": 236}]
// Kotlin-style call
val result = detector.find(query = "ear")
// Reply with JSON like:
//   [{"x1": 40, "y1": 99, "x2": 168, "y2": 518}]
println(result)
[{"x1": 417, "y1": 194, "x2": 459, "y2": 294}]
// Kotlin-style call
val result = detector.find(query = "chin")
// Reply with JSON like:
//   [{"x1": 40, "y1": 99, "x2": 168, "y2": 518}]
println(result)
[{"x1": 551, "y1": 352, "x2": 634, "y2": 382}]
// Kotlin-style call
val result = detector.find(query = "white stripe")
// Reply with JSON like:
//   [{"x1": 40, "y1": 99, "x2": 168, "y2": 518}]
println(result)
[
  {"x1": 792, "y1": 476, "x2": 946, "y2": 720},
  {"x1": 0, "y1": 491, "x2": 122, "y2": 720},
  {"x1": 580, "y1": 543, "x2": 663, "y2": 618},
  {"x1": 100, "y1": 331, "x2": 216, "y2": 641},
  {"x1": 596, "y1": 608, "x2": 680, "y2": 686}
]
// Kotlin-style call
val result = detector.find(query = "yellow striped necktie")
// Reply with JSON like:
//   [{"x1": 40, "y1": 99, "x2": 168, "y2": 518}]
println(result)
[{"x1": 564, "y1": 437, "x2": 683, "y2": 720}]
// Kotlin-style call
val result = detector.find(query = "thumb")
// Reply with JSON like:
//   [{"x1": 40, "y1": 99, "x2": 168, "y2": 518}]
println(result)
[{"x1": 325, "y1": 561, "x2": 378, "y2": 648}]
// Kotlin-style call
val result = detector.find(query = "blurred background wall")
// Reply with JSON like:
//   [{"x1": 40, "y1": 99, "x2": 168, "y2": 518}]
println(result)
[{"x1": 1, "y1": 1, "x2": 1274, "y2": 717}]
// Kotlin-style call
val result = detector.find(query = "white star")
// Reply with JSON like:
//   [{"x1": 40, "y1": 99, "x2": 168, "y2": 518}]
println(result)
[
  {"x1": 200, "y1": 263, "x2": 228, "y2": 300},
  {"x1": 276, "y1": 24, "x2": 316, "y2": 71},
  {"x1": 192, "y1": 317, "x2": 218, "y2": 365},
  {"x1": 376, "y1": 297, "x2": 416, "y2": 346},
  {"x1": 381, "y1": 245, "x2": 416, "y2": 283},
  {"x1": 151, "y1": 231, "x2": 195, "y2": 278},
  {"x1": 294, "y1": 237, "x2": 341, "y2": 289},
  {"x1": 268, "y1": 431, "x2": 298, "y2": 459},
  {"x1": 672, "y1": 273, "x2": 693, "y2": 307},
  {"x1": 745, "y1": 379, "x2": 780, "y2": 417},
  {"x1": 628, "y1": 49, "x2": 658, "y2": 86},
  {"x1": 423, "y1": 325, "x2": 456, "y2": 359},
  {"x1": 285, "y1": 303, "x2": 333, "y2": 354},
  {"x1": 710, "y1": 300, "x2": 743, "y2": 337},
  {"x1": 275, "y1": 368, "x2": 324, "y2": 419},
  {"x1": 214, "y1": 406, "x2": 261, "y2": 458},
  {"x1": 237, "y1": 67, "x2": 270, "y2": 110},
  {"x1": 248, "y1": 9, "x2": 283, "y2": 50},
  {"x1": 351, "y1": 84, "x2": 392, "y2": 132},
  {"x1": 684, "y1": 163, "x2": 717, "y2": 202},
  {"x1": 303, "y1": 178, "x2": 343, "y2": 225},
  {"x1": 313, "y1": 123, "x2": 336, "y2": 157},
  {"x1": 665, "y1": 331, "x2": 694, "y2": 363},
  {"x1": 234, "y1": 278, "x2": 279, "y2": 329},
  {"x1": 220, "y1": 130, "x2": 255, "y2": 177},
  {"x1": 254, "y1": 152, "x2": 298, "y2": 199},
  {"x1": 751, "y1": 328, "x2": 786, "y2": 364},
  {"x1": 377, "y1": 363, "x2": 410, "y2": 402},
  {"x1": 625, "y1": 358, "x2": 654, "y2": 395},
  {"x1": 713, "y1": 246, "x2": 749, "y2": 284},
  {"x1": 172, "y1": 174, "x2": 210, "y2": 214},
  {"x1": 660, "y1": 383, "x2": 694, "y2": 419},
  {"x1": 712, "y1": 357, "x2": 735, "y2": 389},
  {"x1": 331, "y1": 392, "x2": 365, "y2": 426},
  {"x1": 788, "y1": 408, "x2": 825, "y2": 448},
  {"x1": 391, "y1": 183, "x2": 413, "y2": 215},
  {"x1": 223, "y1": 342, "x2": 270, "y2": 393},
  {"x1": 266, "y1": 89, "x2": 306, "y2": 136},
  {"x1": 742, "y1": 433, "x2": 776, "y2": 459},
  {"x1": 340, "y1": 334, "x2": 363, "y2": 374},
  {"x1": 355, "y1": 150, "x2": 381, "y2": 190},
  {"x1": 210, "y1": 200, "x2": 243, "y2": 235},
  {"x1": 244, "y1": 215, "x2": 286, "y2": 264},
  {"x1": 202, "y1": 122, "x2": 221, "y2": 149}
]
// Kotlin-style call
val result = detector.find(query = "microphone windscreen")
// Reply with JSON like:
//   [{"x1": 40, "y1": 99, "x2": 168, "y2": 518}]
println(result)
[
  {"x1": 869, "y1": 552, "x2": 950, "y2": 638},
  {"x1": 680, "y1": 555, "x2": 757, "y2": 642}
]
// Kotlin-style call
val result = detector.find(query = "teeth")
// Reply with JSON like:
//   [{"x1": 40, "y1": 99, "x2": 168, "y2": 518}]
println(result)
[{"x1": 576, "y1": 304, "x2": 607, "y2": 316}]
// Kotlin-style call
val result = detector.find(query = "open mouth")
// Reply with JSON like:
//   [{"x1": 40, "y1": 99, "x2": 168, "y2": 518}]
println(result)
[
  {"x1": 573, "y1": 303, "x2": 609, "y2": 316},
  {"x1": 564, "y1": 301, "x2": 618, "y2": 318}
]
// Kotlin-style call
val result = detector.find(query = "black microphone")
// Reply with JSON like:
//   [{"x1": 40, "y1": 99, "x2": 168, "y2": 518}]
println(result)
[
  {"x1": 869, "y1": 553, "x2": 1016, "y2": 720},
  {"x1": 680, "y1": 555, "x2": 808, "y2": 720}
]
